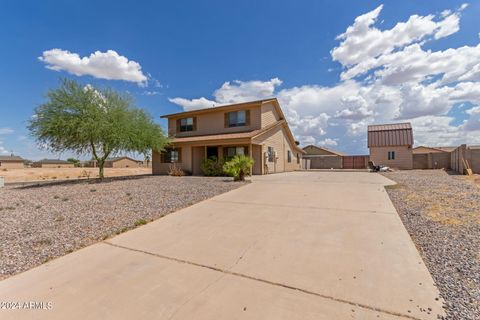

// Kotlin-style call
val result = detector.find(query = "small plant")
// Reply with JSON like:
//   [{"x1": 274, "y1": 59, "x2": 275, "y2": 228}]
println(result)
[
  {"x1": 200, "y1": 156, "x2": 225, "y2": 176},
  {"x1": 51, "y1": 176, "x2": 57, "y2": 180},
  {"x1": 65, "y1": 175, "x2": 70, "y2": 179},
  {"x1": 126, "y1": 192, "x2": 131, "y2": 196},
  {"x1": 35, "y1": 205, "x2": 42, "y2": 209},
  {"x1": 116, "y1": 227, "x2": 129, "y2": 235},
  {"x1": 134, "y1": 219, "x2": 148, "y2": 227},
  {"x1": 62, "y1": 197, "x2": 69, "y2": 202},
  {"x1": 90, "y1": 188, "x2": 97, "y2": 192},
  {"x1": 54, "y1": 195, "x2": 60, "y2": 199},
  {"x1": 81, "y1": 170, "x2": 91, "y2": 179},
  {"x1": 168, "y1": 163, "x2": 185, "y2": 176},
  {"x1": 223, "y1": 155, "x2": 254, "y2": 181},
  {"x1": 2, "y1": 168, "x2": 7, "y2": 171}
]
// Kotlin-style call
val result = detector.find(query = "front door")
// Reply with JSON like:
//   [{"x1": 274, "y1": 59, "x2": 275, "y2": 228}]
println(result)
[{"x1": 206, "y1": 146, "x2": 218, "y2": 159}]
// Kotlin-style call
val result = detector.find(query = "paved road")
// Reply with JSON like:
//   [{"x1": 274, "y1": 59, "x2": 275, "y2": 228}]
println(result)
[{"x1": 0, "y1": 172, "x2": 444, "y2": 319}]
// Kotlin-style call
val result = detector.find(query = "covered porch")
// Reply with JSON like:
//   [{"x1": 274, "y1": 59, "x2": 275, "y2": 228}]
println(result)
[{"x1": 187, "y1": 140, "x2": 263, "y2": 175}]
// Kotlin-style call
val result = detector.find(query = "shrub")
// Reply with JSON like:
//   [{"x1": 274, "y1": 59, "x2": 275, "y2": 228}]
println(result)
[
  {"x1": 223, "y1": 155, "x2": 254, "y2": 181},
  {"x1": 134, "y1": 219, "x2": 148, "y2": 227},
  {"x1": 201, "y1": 156, "x2": 225, "y2": 176},
  {"x1": 168, "y1": 163, "x2": 185, "y2": 176}
]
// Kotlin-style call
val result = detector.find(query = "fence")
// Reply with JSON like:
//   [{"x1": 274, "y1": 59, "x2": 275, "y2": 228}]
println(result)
[
  {"x1": 451, "y1": 144, "x2": 480, "y2": 174},
  {"x1": 413, "y1": 152, "x2": 451, "y2": 169}
]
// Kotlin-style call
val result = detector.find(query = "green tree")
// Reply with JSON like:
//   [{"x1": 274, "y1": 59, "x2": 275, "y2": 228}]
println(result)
[
  {"x1": 223, "y1": 155, "x2": 254, "y2": 181},
  {"x1": 28, "y1": 79, "x2": 169, "y2": 179},
  {"x1": 67, "y1": 157, "x2": 80, "y2": 167}
]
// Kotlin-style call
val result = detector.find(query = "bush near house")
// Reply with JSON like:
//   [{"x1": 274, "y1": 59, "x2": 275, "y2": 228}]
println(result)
[
  {"x1": 200, "y1": 156, "x2": 225, "y2": 176},
  {"x1": 223, "y1": 155, "x2": 254, "y2": 181}
]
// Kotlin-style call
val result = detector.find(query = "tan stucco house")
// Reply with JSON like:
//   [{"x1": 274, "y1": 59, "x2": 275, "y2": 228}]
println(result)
[
  {"x1": 32, "y1": 159, "x2": 74, "y2": 168},
  {"x1": 104, "y1": 156, "x2": 142, "y2": 168},
  {"x1": 0, "y1": 155, "x2": 25, "y2": 169},
  {"x1": 153, "y1": 98, "x2": 305, "y2": 175},
  {"x1": 368, "y1": 123, "x2": 413, "y2": 169}
]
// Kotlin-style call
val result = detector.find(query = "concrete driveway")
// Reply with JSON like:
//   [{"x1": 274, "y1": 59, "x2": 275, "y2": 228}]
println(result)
[{"x1": 0, "y1": 172, "x2": 444, "y2": 320}]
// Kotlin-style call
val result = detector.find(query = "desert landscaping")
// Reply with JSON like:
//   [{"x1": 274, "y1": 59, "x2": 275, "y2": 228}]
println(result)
[
  {"x1": 0, "y1": 167, "x2": 151, "y2": 184},
  {"x1": 0, "y1": 175, "x2": 246, "y2": 280},
  {"x1": 383, "y1": 170, "x2": 480, "y2": 319}
]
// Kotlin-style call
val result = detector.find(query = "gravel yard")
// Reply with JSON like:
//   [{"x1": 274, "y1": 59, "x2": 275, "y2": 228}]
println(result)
[
  {"x1": 0, "y1": 175, "x2": 246, "y2": 280},
  {"x1": 382, "y1": 170, "x2": 480, "y2": 320}
]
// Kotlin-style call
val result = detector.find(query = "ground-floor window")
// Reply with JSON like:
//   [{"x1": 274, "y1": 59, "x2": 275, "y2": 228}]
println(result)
[
  {"x1": 161, "y1": 148, "x2": 181, "y2": 163},
  {"x1": 267, "y1": 146, "x2": 274, "y2": 162},
  {"x1": 223, "y1": 146, "x2": 248, "y2": 161},
  {"x1": 297, "y1": 153, "x2": 300, "y2": 164},
  {"x1": 287, "y1": 150, "x2": 292, "y2": 163},
  {"x1": 388, "y1": 151, "x2": 395, "y2": 160}
]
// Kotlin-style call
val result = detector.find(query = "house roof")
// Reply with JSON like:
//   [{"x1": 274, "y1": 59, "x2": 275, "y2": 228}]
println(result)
[
  {"x1": 106, "y1": 156, "x2": 140, "y2": 162},
  {"x1": 413, "y1": 146, "x2": 450, "y2": 154},
  {"x1": 302, "y1": 145, "x2": 345, "y2": 156},
  {"x1": 161, "y1": 98, "x2": 279, "y2": 119},
  {"x1": 367, "y1": 122, "x2": 413, "y2": 147},
  {"x1": 0, "y1": 155, "x2": 24, "y2": 162},
  {"x1": 35, "y1": 159, "x2": 71, "y2": 164},
  {"x1": 435, "y1": 146, "x2": 456, "y2": 152}
]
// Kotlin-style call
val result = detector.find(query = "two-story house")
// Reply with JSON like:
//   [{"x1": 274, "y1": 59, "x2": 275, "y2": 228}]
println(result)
[{"x1": 153, "y1": 98, "x2": 305, "y2": 175}]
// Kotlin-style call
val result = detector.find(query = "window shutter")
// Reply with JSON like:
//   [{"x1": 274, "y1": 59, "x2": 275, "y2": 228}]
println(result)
[
  {"x1": 224, "y1": 113, "x2": 228, "y2": 128},
  {"x1": 176, "y1": 119, "x2": 180, "y2": 133},
  {"x1": 192, "y1": 117, "x2": 197, "y2": 131},
  {"x1": 245, "y1": 110, "x2": 250, "y2": 126}
]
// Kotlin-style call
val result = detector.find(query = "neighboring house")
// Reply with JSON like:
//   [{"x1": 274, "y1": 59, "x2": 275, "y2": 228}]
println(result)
[
  {"x1": 104, "y1": 156, "x2": 142, "y2": 168},
  {"x1": 368, "y1": 123, "x2": 413, "y2": 169},
  {"x1": 0, "y1": 155, "x2": 25, "y2": 169},
  {"x1": 303, "y1": 145, "x2": 345, "y2": 156},
  {"x1": 302, "y1": 145, "x2": 344, "y2": 169},
  {"x1": 154, "y1": 98, "x2": 305, "y2": 175},
  {"x1": 32, "y1": 159, "x2": 74, "y2": 168}
]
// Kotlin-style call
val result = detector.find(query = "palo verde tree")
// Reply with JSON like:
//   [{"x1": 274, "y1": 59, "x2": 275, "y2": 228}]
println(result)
[{"x1": 28, "y1": 79, "x2": 169, "y2": 179}]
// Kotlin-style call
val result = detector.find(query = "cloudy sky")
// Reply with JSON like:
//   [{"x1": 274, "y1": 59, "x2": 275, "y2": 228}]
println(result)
[{"x1": 0, "y1": 0, "x2": 479, "y2": 159}]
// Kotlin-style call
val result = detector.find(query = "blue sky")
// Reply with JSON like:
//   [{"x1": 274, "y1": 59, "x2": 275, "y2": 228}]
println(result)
[{"x1": 0, "y1": 0, "x2": 479, "y2": 159}]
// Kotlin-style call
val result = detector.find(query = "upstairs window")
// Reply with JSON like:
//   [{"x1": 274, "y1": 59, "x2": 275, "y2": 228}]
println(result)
[
  {"x1": 177, "y1": 117, "x2": 196, "y2": 132},
  {"x1": 388, "y1": 151, "x2": 395, "y2": 160},
  {"x1": 287, "y1": 150, "x2": 292, "y2": 163},
  {"x1": 225, "y1": 110, "x2": 250, "y2": 127}
]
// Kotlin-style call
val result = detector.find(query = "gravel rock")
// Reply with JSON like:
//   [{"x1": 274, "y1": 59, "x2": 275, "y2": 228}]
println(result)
[
  {"x1": 382, "y1": 170, "x2": 480, "y2": 320},
  {"x1": 0, "y1": 175, "x2": 246, "y2": 279}
]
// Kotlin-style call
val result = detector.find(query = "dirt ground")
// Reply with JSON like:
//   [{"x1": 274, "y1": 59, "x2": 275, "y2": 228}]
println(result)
[{"x1": 0, "y1": 167, "x2": 151, "y2": 183}]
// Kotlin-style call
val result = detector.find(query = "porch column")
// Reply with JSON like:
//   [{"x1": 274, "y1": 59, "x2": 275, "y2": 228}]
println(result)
[{"x1": 249, "y1": 143, "x2": 253, "y2": 176}]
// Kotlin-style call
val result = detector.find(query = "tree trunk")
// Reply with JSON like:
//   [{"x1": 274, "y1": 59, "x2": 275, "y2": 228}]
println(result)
[
  {"x1": 98, "y1": 160, "x2": 105, "y2": 179},
  {"x1": 238, "y1": 170, "x2": 245, "y2": 181}
]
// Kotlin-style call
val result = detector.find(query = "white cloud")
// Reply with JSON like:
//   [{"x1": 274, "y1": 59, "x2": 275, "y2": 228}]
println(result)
[
  {"x1": 168, "y1": 97, "x2": 217, "y2": 111},
  {"x1": 39, "y1": 49, "x2": 148, "y2": 85},
  {"x1": 463, "y1": 106, "x2": 480, "y2": 131},
  {"x1": 318, "y1": 138, "x2": 338, "y2": 147},
  {"x1": 330, "y1": 5, "x2": 462, "y2": 67},
  {"x1": 0, "y1": 141, "x2": 9, "y2": 155},
  {"x1": 168, "y1": 4, "x2": 480, "y2": 151},
  {"x1": 169, "y1": 78, "x2": 282, "y2": 111},
  {"x1": 0, "y1": 127, "x2": 14, "y2": 135}
]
